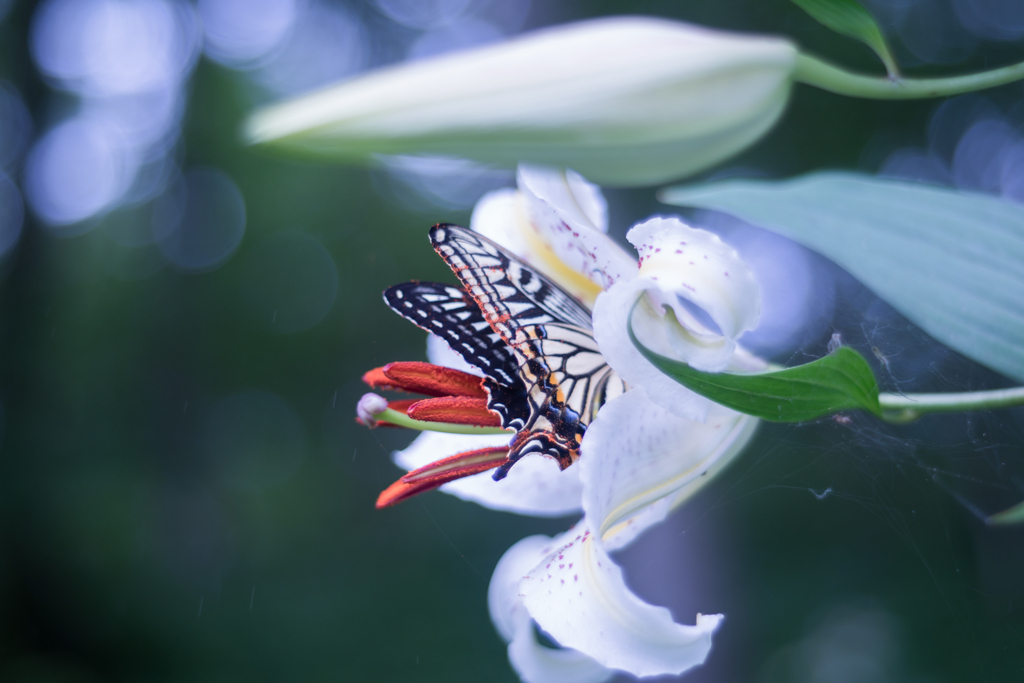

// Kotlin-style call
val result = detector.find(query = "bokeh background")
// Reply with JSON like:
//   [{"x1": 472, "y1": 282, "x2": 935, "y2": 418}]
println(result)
[{"x1": 1, "y1": 0, "x2": 1023, "y2": 680}]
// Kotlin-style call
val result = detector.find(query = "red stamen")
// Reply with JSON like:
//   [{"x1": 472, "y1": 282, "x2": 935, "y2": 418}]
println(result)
[
  {"x1": 407, "y1": 396, "x2": 501, "y2": 426},
  {"x1": 375, "y1": 446, "x2": 509, "y2": 508},
  {"x1": 362, "y1": 361, "x2": 487, "y2": 398}
]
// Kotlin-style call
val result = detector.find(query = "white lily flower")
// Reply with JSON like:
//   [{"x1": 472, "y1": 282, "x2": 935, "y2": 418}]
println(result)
[
  {"x1": 367, "y1": 166, "x2": 764, "y2": 681},
  {"x1": 245, "y1": 16, "x2": 798, "y2": 186}
]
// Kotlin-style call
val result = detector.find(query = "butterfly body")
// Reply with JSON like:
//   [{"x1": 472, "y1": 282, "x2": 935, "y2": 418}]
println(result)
[{"x1": 384, "y1": 224, "x2": 624, "y2": 479}]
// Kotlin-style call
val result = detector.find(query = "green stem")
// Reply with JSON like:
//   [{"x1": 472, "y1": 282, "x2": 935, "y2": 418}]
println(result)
[
  {"x1": 878, "y1": 386, "x2": 1024, "y2": 423},
  {"x1": 794, "y1": 52, "x2": 1024, "y2": 99},
  {"x1": 379, "y1": 407, "x2": 512, "y2": 435}
]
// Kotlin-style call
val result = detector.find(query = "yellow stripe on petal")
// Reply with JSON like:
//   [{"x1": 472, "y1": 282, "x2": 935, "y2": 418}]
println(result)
[{"x1": 515, "y1": 193, "x2": 605, "y2": 307}]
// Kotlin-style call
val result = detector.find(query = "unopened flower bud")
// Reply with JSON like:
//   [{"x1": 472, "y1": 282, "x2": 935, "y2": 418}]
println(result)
[{"x1": 245, "y1": 17, "x2": 798, "y2": 186}]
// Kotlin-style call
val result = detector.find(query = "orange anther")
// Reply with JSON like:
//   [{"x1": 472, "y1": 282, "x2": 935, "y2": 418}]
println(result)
[
  {"x1": 362, "y1": 361, "x2": 487, "y2": 398},
  {"x1": 376, "y1": 446, "x2": 509, "y2": 508},
  {"x1": 407, "y1": 396, "x2": 501, "y2": 426}
]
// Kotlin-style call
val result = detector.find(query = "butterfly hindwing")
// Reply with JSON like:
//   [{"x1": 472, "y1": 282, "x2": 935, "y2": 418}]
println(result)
[{"x1": 429, "y1": 224, "x2": 626, "y2": 477}]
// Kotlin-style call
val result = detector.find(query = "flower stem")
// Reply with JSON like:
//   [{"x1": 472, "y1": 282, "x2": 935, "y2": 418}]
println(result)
[
  {"x1": 379, "y1": 407, "x2": 512, "y2": 435},
  {"x1": 878, "y1": 386, "x2": 1024, "y2": 423},
  {"x1": 794, "y1": 53, "x2": 1024, "y2": 99}
]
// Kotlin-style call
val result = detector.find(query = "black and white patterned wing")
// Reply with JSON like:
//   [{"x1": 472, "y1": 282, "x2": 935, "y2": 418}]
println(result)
[
  {"x1": 383, "y1": 281, "x2": 531, "y2": 431},
  {"x1": 383, "y1": 281, "x2": 520, "y2": 386}
]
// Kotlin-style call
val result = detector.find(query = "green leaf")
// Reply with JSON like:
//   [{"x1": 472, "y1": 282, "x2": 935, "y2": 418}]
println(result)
[
  {"x1": 628, "y1": 319, "x2": 881, "y2": 422},
  {"x1": 792, "y1": 0, "x2": 899, "y2": 77},
  {"x1": 660, "y1": 173, "x2": 1024, "y2": 383},
  {"x1": 988, "y1": 500, "x2": 1024, "y2": 526}
]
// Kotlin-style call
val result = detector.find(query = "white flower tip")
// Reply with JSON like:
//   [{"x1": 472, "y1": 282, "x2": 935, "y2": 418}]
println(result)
[
  {"x1": 696, "y1": 612, "x2": 725, "y2": 632},
  {"x1": 626, "y1": 216, "x2": 760, "y2": 371},
  {"x1": 357, "y1": 392, "x2": 389, "y2": 428}
]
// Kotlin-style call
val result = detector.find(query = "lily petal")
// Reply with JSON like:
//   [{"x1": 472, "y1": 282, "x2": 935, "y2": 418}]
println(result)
[
  {"x1": 489, "y1": 534, "x2": 615, "y2": 683},
  {"x1": 517, "y1": 165, "x2": 637, "y2": 293},
  {"x1": 508, "y1": 608, "x2": 616, "y2": 683},
  {"x1": 520, "y1": 164, "x2": 608, "y2": 234},
  {"x1": 581, "y1": 388, "x2": 758, "y2": 545},
  {"x1": 471, "y1": 188, "x2": 534, "y2": 263},
  {"x1": 593, "y1": 277, "x2": 714, "y2": 420},
  {"x1": 519, "y1": 522, "x2": 723, "y2": 677},
  {"x1": 394, "y1": 431, "x2": 583, "y2": 517},
  {"x1": 470, "y1": 180, "x2": 611, "y2": 305},
  {"x1": 629, "y1": 217, "x2": 761, "y2": 371}
]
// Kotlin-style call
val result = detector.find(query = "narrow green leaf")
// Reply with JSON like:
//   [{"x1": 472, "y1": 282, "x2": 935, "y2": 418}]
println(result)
[
  {"x1": 660, "y1": 173, "x2": 1024, "y2": 383},
  {"x1": 792, "y1": 0, "x2": 899, "y2": 77},
  {"x1": 628, "y1": 319, "x2": 881, "y2": 422},
  {"x1": 988, "y1": 500, "x2": 1024, "y2": 526}
]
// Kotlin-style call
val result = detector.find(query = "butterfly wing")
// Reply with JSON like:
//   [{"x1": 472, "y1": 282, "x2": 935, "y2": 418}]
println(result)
[
  {"x1": 429, "y1": 224, "x2": 625, "y2": 477},
  {"x1": 384, "y1": 281, "x2": 521, "y2": 387},
  {"x1": 383, "y1": 281, "x2": 531, "y2": 431}
]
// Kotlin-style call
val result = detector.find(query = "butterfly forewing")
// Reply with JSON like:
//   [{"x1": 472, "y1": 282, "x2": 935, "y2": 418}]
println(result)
[{"x1": 383, "y1": 282, "x2": 521, "y2": 386}]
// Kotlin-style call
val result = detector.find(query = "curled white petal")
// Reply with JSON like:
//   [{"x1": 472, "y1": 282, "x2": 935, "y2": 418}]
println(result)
[
  {"x1": 508, "y1": 608, "x2": 615, "y2": 683},
  {"x1": 490, "y1": 534, "x2": 615, "y2": 683},
  {"x1": 593, "y1": 277, "x2": 713, "y2": 420},
  {"x1": 519, "y1": 524, "x2": 723, "y2": 677},
  {"x1": 489, "y1": 535, "x2": 558, "y2": 642},
  {"x1": 523, "y1": 165, "x2": 608, "y2": 232},
  {"x1": 581, "y1": 388, "x2": 758, "y2": 544},
  {"x1": 394, "y1": 431, "x2": 582, "y2": 517},
  {"x1": 628, "y1": 217, "x2": 761, "y2": 371}
]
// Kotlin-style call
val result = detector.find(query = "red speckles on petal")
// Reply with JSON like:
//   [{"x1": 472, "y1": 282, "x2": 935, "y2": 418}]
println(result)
[
  {"x1": 724, "y1": 271, "x2": 730, "y2": 276},
  {"x1": 560, "y1": 579, "x2": 565, "y2": 585},
  {"x1": 675, "y1": 249, "x2": 682, "y2": 254},
  {"x1": 574, "y1": 575, "x2": 578, "y2": 581},
  {"x1": 559, "y1": 564, "x2": 565, "y2": 569}
]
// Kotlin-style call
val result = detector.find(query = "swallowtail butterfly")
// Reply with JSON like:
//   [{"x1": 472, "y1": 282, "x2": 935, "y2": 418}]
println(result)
[{"x1": 385, "y1": 224, "x2": 625, "y2": 479}]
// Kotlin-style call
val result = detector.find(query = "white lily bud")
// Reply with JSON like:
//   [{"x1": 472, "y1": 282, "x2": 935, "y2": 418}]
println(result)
[{"x1": 245, "y1": 17, "x2": 798, "y2": 186}]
